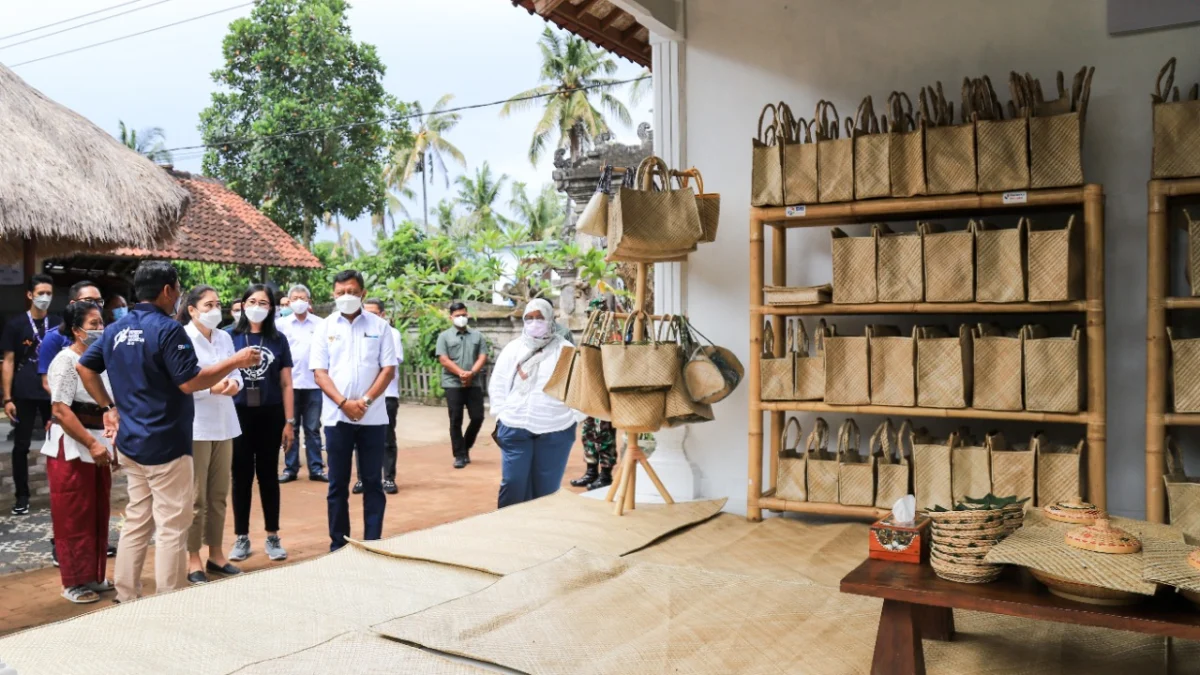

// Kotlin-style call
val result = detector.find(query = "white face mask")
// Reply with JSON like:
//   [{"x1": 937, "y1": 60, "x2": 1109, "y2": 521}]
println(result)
[
  {"x1": 231, "y1": 311, "x2": 242, "y2": 323},
  {"x1": 290, "y1": 299, "x2": 309, "y2": 316},
  {"x1": 335, "y1": 294, "x2": 362, "y2": 315},
  {"x1": 524, "y1": 319, "x2": 550, "y2": 339},
  {"x1": 32, "y1": 293, "x2": 52, "y2": 311},
  {"x1": 196, "y1": 308, "x2": 223, "y2": 330},
  {"x1": 452, "y1": 315, "x2": 469, "y2": 329},
  {"x1": 244, "y1": 305, "x2": 270, "y2": 324}
]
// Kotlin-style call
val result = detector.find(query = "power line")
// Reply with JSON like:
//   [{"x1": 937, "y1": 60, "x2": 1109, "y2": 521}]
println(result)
[
  {"x1": 164, "y1": 76, "x2": 651, "y2": 154},
  {"x1": 0, "y1": 0, "x2": 178, "y2": 52},
  {"x1": 8, "y1": 2, "x2": 253, "y2": 68},
  {"x1": 0, "y1": 0, "x2": 145, "y2": 42}
]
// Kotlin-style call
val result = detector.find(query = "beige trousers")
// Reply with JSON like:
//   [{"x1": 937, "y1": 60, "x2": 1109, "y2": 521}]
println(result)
[
  {"x1": 114, "y1": 453, "x2": 194, "y2": 603},
  {"x1": 188, "y1": 440, "x2": 233, "y2": 555}
]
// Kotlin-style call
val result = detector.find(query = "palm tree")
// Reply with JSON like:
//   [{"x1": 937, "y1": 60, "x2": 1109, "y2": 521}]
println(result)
[
  {"x1": 508, "y1": 182, "x2": 566, "y2": 242},
  {"x1": 117, "y1": 121, "x2": 173, "y2": 164},
  {"x1": 433, "y1": 199, "x2": 460, "y2": 237},
  {"x1": 384, "y1": 95, "x2": 466, "y2": 227},
  {"x1": 454, "y1": 163, "x2": 510, "y2": 235},
  {"x1": 501, "y1": 27, "x2": 632, "y2": 166}
]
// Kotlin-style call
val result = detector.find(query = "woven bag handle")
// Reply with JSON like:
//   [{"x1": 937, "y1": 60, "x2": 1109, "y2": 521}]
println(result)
[
  {"x1": 1156, "y1": 58, "x2": 1176, "y2": 103},
  {"x1": 778, "y1": 102, "x2": 798, "y2": 143},
  {"x1": 1077, "y1": 66, "x2": 1094, "y2": 127},
  {"x1": 813, "y1": 318, "x2": 830, "y2": 357},
  {"x1": 781, "y1": 417, "x2": 803, "y2": 457},
  {"x1": 581, "y1": 309, "x2": 606, "y2": 346},
  {"x1": 798, "y1": 117, "x2": 815, "y2": 144},
  {"x1": 756, "y1": 103, "x2": 779, "y2": 144},
  {"x1": 1165, "y1": 437, "x2": 1188, "y2": 478},
  {"x1": 854, "y1": 96, "x2": 874, "y2": 135},
  {"x1": 837, "y1": 418, "x2": 863, "y2": 463},
  {"x1": 793, "y1": 318, "x2": 811, "y2": 356},
  {"x1": 636, "y1": 156, "x2": 670, "y2": 193},
  {"x1": 984, "y1": 431, "x2": 1008, "y2": 452},
  {"x1": 843, "y1": 117, "x2": 854, "y2": 139},
  {"x1": 806, "y1": 417, "x2": 830, "y2": 459},
  {"x1": 762, "y1": 320, "x2": 775, "y2": 357},
  {"x1": 871, "y1": 418, "x2": 898, "y2": 464},
  {"x1": 672, "y1": 168, "x2": 708, "y2": 195},
  {"x1": 895, "y1": 420, "x2": 913, "y2": 466},
  {"x1": 594, "y1": 164, "x2": 615, "y2": 195},
  {"x1": 814, "y1": 100, "x2": 829, "y2": 139}
]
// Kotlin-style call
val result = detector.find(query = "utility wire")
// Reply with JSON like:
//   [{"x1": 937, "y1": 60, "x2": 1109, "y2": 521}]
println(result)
[
  {"x1": 163, "y1": 76, "x2": 651, "y2": 153},
  {"x1": 8, "y1": 2, "x2": 253, "y2": 68},
  {"x1": 0, "y1": 0, "x2": 145, "y2": 42},
  {"x1": 0, "y1": 0, "x2": 178, "y2": 52}
]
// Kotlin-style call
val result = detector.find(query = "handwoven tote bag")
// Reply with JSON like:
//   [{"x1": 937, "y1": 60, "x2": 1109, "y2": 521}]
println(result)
[
  {"x1": 838, "y1": 419, "x2": 876, "y2": 507},
  {"x1": 989, "y1": 432, "x2": 1035, "y2": 505},
  {"x1": 912, "y1": 428, "x2": 959, "y2": 511},
  {"x1": 563, "y1": 312, "x2": 612, "y2": 420},
  {"x1": 1027, "y1": 215, "x2": 1084, "y2": 302},
  {"x1": 1187, "y1": 209, "x2": 1200, "y2": 296},
  {"x1": 776, "y1": 417, "x2": 807, "y2": 502},
  {"x1": 876, "y1": 225, "x2": 924, "y2": 303},
  {"x1": 601, "y1": 312, "x2": 682, "y2": 393},
  {"x1": 853, "y1": 96, "x2": 890, "y2": 200},
  {"x1": 815, "y1": 101, "x2": 854, "y2": 204},
  {"x1": 1164, "y1": 438, "x2": 1200, "y2": 544},
  {"x1": 925, "y1": 119, "x2": 977, "y2": 195},
  {"x1": 831, "y1": 226, "x2": 879, "y2": 304},
  {"x1": 759, "y1": 320, "x2": 797, "y2": 402},
  {"x1": 680, "y1": 316, "x2": 744, "y2": 405},
  {"x1": 608, "y1": 156, "x2": 703, "y2": 260},
  {"x1": 674, "y1": 168, "x2": 720, "y2": 244},
  {"x1": 874, "y1": 418, "x2": 911, "y2": 509},
  {"x1": 972, "y1": 323, "x2": 1039, "y2": 412},
  {"x1": 888, "y1": 92, "x2": 926, "y2": 197},
  {"x1": 577, "y1": 165, "x2": 614, "y2": 238},
  {"x1": 975, "y1": 218, "x2": 1026, "y2": 303},
  {"x1": 806, "y1": 418, "x2": 839, "y2": 504},
  {"x1": 951, "y1": 430, "x2": 991, "y2": 504},
  {"x1": 922, "y1": 221, "x2": 976, "y2": 302},
  {"x1": 1034, "y1": 434, "x2": 1084, "y2": 506},
  {"x1": 793, "y1": 319, "x2": 826, "y2": 401},
  {"x1": 1169, "y1": 328, "x2": 1200, "y2": 412},
  {"x1": 609, "y1": 390, "x2": 666, "y2": 433},
  {"x1": 1153, "y1": 58, "x2": 1200, "y2": 180},
  {"x1": 1030, "y1": 67, "x2": 1091, "y2": 188},
  {"x1": 870, "y1": 326, "x2": 916, "y2": 407},
  {"x1": 542, "y1": 344, "x2": 576, "y2": 403},
  {"x1": 976, "y1": 112, "x2": 1031, "y2": 192},
  {"x1": 1024, "y1": 325, "x2": 1083, "y2": 414},
  {"x1": 664, "y1": 365, "x2": 713, "y2": 428},
  {"x1": 780, "y1": 105, "x2": 819, "y2": 205},
  {"x1": 916, "y1": 325, "x2": 974, "y2": 409},
  {"x1": 751, "y1": 103, "x2": 784, "y2": 206},
  {"x1": 825, "y1": 325, "x2": 900, "y2": 405}
]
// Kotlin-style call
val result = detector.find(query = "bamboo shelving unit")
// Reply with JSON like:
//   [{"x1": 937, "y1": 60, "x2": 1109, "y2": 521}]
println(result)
[
  {"x1": 1145, "y1": 177, "x2": 1200, "y2": 523},
  {"x1": 748, "y1": 185, "x2": 1108, "y2": 522}
]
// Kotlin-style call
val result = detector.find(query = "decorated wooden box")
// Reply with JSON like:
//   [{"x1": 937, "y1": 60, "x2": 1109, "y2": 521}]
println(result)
[{"x1": 869, "y1": 514, "x2": 931, "y2": 564}]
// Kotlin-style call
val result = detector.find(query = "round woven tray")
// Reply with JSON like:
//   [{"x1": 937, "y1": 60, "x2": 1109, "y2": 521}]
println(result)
[
  {"x1": 928, "y1": 509, "x2": 1007, "y2": 526},
  {"x1": 1043, "y1": 500, "x2": 1103, "y2": 525},
  {"x1": 931, "y1": 522, "x2": 1010, "y2": 537},
  {"x1": 1064, "y1": 519, "x2": 1142, "y2": 555},
  {"x1": 1029, "y1": 569, "x2": 1145, "y2": 606},
  {"x1": 931, "y1": 556, "x2": 1003, "y2": 584}
]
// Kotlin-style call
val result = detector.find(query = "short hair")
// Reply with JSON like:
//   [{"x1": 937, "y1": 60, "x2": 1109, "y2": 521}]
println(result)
[
  {"x1": 448, "y1": 301, "x2": 468, "y2": 314},
  {"x1": 133, "y1": 262, "x2": 179, "y2": 302},
  {"x1": 68, "y1": 280, "x2": 100, "y2": 302},
  {"x1": 287, "y1": 284, "x2": 312, "y2": 300},
  {"x1": 28, "y1": 274, "x2": 53, "y2": 292},
  {"x1": 58, "y1": 301, "x2": 101, "y2": 343},
  {"x1": 177, "y1": 284, "x2": 217, "y2": 325},
  {"x1": 364, "y1": 298, "x2": 386, "y2": 312},
  {"x1": 230, "y1": 299, "x2": 243, "y2": 309},
  {"x1": 333, "y1": 269, "x2": 364, "y2": 291},
  {"x1": 234, "y1": 284, "x2": 280, "y2": 339}
]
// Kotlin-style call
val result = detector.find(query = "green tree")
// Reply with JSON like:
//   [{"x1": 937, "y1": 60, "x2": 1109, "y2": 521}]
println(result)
[
  {"x1": 501, "y1": 26, "x2": 632, "y2": 165},
  {"x1": 199, "y1": 0, "x2": 410, "y2": 245},
  {"x1": 508, "y1": 181, "x2": 566, "y2": 242},
  {"x1": 384, "y1": 95, "x2": 466, "y2": 228},
  {"x1": 117, "y1": 121, "x2": 173, "y2": 164},
  {"x1": 453, "y1": 162, "x2": 510, "y2": 235}
]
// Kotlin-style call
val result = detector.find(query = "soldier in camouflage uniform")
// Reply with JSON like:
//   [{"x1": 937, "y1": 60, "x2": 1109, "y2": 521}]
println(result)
[{"x1": 570, "y1": 297, "x2": 618, "y2": 490}]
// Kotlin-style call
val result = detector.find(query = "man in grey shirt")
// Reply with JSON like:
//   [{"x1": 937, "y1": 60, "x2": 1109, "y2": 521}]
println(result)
[{"x1": 435, "y1": 302, "x2": 488, "y2": 469}]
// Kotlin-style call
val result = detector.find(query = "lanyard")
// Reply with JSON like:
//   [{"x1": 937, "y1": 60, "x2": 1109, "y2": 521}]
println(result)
[{"x1": 26, "y1": 312, "x2": 49, "y2": 346}]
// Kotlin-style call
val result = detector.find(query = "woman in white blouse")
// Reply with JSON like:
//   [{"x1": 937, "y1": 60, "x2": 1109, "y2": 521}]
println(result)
[
  {"x1": 488, "y1": 299, "x2": 580, "y2": 508},
  {"x1": 42, "y1": 301, "x2": 114, "y2": 604},
  {"x1": 178, "y1": 285, "x2": 243, "y2": 584}
]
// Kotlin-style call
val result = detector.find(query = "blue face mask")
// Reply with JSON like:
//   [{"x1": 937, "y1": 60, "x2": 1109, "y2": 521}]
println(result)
[
  {"x1": 279, "y1": 307, "x2": 293, "y2": 318},
  {"x1": 111, "y1": 307, "x2": 128, "y2": 320}
]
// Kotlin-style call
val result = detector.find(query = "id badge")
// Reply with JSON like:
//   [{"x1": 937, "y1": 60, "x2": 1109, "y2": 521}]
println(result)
[{"x1": 245, "y1": 387, "x2": 262, "y2": 408}]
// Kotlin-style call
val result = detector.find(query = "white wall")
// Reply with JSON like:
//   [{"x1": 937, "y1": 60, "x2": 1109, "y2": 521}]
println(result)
[{"x1": 681, "y1": 0, "x2": 1200, "y2": 518}]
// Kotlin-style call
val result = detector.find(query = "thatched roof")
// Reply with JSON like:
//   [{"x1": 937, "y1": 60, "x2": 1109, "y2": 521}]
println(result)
[{"x1": 0, "y1": 62, "x2": 190, "y2": 263}]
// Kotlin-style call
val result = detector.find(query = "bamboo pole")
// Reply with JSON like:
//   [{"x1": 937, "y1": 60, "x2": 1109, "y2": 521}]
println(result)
[
  {"x1": 755, "y1": 301, "x2": 1087, "y2": 315},
  {"x1": 748, "y1": 214, "x2": 766, "y2": 521},
  {"x1": 757, "y1": 401, "x2": 1088, "y2": 424},
  {"x1": 757, "y1": 496, "x2": 888, "y2": 520},
  {"x1": 1147, "y1": 180, "x2": 1169, "y2": 522},
  {"x1": 1084, "y1": 184, "x2": 1107, "y2": 511},
  {"x1": 1163, "y1": 413, "x2": 1200, "y2": 426},
  {"x1": 768, "y1": 224, "x2": 787, "y2": 498}
]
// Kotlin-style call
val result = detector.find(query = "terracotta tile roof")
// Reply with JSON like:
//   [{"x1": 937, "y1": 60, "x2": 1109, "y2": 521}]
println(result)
[{"x1": 113, "y1": 169, "x2": 322, "y2": 269}]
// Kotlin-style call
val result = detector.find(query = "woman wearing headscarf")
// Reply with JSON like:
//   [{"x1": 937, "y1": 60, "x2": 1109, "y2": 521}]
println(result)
[{"x1": 488, "y1": 298, "x2": 580, "y2": 508}]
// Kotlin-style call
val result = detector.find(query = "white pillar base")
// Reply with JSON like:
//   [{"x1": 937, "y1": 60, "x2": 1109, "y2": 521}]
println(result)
[{"x1": 636, "y1": 426, "x2": 700, "y2": 502}]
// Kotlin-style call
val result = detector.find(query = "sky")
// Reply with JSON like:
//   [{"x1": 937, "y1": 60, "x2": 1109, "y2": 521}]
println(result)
[{"x1": 0, "y1": 0, "x2": 653, "y2": 251}]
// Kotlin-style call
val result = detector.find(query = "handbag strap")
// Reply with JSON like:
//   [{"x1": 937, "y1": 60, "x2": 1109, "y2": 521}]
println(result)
[
  {"x1": 594, "y1": 164, "x2": 615, "y2": 195},
  {"x1": 762, "y1": 320, "x2": 775, "y2": 357},
  {"x1": 805, "y1": 417, "x2": 830, "y2": 459},
  {"x1": 672, "y1": 168, "x2": 708, "y2": 196},
  {"x1": 813, "y1": 319, "x2": 831, "y2": 356},
  {"x1": 895, "y1": 420, "x2": 913, "y2": 466},
  {"x1": 1165, "y1": 437, "x2": 1188, "y2": 478},
  {"x1": 854, "y1": 96, "x2": 874, "y2": 135},
  {"x1": 837, "y1": 418, "x2": 862, "y2": 463},
  {"x1": 636, "y1": 156, "x2": 670, "y2": 193},
  {"x1": 781, "y1": 417, "x2": 803, "y2": 456},
  {"x1": 871, "y1": 418, "x2": 897, "y2": 464},
  {"x1": 1156, "y1": 58, "x2": 1176, "y2": 103},
  {"x1": 778, "y1": 102, "x2": 797, "y2": 143},
  {"x1": 757, "y1": 103, "x2": 779, "y2": 144},
  {"x1": 793, "y1": 319, "x2": 810, "y2": 356}
]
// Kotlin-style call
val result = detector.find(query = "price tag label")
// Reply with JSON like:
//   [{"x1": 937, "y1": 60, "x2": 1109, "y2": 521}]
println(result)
[
  {"x1": 1002, "y1": 191, "x2": 1028, "y2": 205},
  {"x1": 785, "y1": 205, "x2": 807, "y2": 217}
]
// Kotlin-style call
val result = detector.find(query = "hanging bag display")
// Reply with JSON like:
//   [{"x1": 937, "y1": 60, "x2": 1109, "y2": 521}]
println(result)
[
  {"x1": 1152, "y1": 58, "x2": 1200, "y2": 180},
  {"x1": 673, "y1": 168, "x2": 720, "y2": 244},
  {"x1": 780, "y1": 104, "x2": 819, "y2": 205},
  {"x1": 838, "y1": 419, "x2": 876, "y2": 507},
  {"x1": 776, "y1": 417, "x2": 807, "y2": 502},
  {"x1": 793, "y1": 319, "x2": 827, "y2": 401},
  {"x1": 608, "y1": 156, "x2": 702, "y2": 262},
  {"x1": 1164, "y1": 437, "x2": 1200, "y2": 544},
  {"x1": 924, "y1": 81, "x2": 977, "y2": 195},
  {"x1": 913, "y1": 428, "x2": 959, "y2": 511},
  {"x1": 923, "y1": 220, "x2": 977, "y2": 302},
  {"x1": 976, "y1": 75, "x2": 1031, "y2": 192},
  {"x1": 831, "y1": 226, "x2": 881, "y2": 304},
  {"x1": 1027, "y1": 214, "x2": 1084, "y2": 302},
  {"x1": 975, "y1": 217, "x2": 1026, "y2": 303},
  {"x1": 989, "y1": 431, "x2": 1035, "y2": 505},
  {"x1": 1170, "y1": 327, "x2": 1200, "y2": 412},
  {"x1": 815, "y1": 100, "x2": 854, "y2": 203},
  {"x1": 1023, "y1": 325, "x2": 1083, "y2": 414},
  {"x1": 916, "y1": 325, "x2": 974, "y2": 409},
  {"x1": 876, "y1": 224, "x2": 924, "y2": 303},
  {"x1": 759, "y1": 320, "x2": 798, "y2": 402},
  {"x1": 806, "y1": 418, "x2": 839, "y2": 504},
  {"x1": 1029, "y1": 66, "x2": 1092, "y2": 188},
  {"x1": 562, "y1": 311, "x2": 613, "y2": 420},
  {"x1": 875, "y1": 419, "x2": 912, "y2": 509},
  {"x1": 601, "y1": 311, "x2": 682, "y2": 393},
  {"x1": 870, "y1": 325, "x2": 916, "y2": 407},
  {"x1": 1034, "y1": 433, "x2": 1084, "y2": 506},
  {"x1": 951, "y1": 430, "x2": 991, "y2": 504},
  {"x1": 853, "y1": 96, "x2": 890, "y2": 200},
  {"x1": 751, "y1": 103, "x2": 784, "y2": 206},
  {"x1": 888, "y1": 91, "x2": 926, "y2": 197},
  {"x1": 972, "y1": 323, "x2": 1040, "y2": 412}
]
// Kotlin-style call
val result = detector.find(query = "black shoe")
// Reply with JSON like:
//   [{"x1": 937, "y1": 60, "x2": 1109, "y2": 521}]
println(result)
[
  {"x1": 309, "y1": 472, "x2": 329, "y2": 483},
  {"x1": 352, "y1": 480, "x2": 364, "y2": 495},
  {"x1": 107, "y1": 545, "x2": 117, "y2": 558},
  {"x1": 187, "y1": 571, "x2": 208, "y2": 585},
  {"x1": 570, "y1": 465, "x2": 600, "y2": 488},
  {"x1": 587, "y1": 467, "x2": 614, "y2": 491},
  {"x1": 11, "y1": 496, "x2": 29, "y2": 516},
  {"x1": 278, "y1": 471, "x2": 297, "y2": 484},
  {"x1": 383, "y1": 480, "x2": 398, "y2": 495},
  {"x1": 453, "y1": 456, "x2": 466, "y2": 469},
  {"x1": 51, "y1": 539, "x2": 59, "y2": 567},
  {"x1": 206, "y1": 561, "x2": 242, "y2": 576},
  {"x1": 464, "y1": 453, "x2": 472, "y2": 465}
]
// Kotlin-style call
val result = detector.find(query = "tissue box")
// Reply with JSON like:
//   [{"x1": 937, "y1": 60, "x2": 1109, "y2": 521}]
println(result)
[{"x1": 869, "y1": 514, "x2": 930, "y2": 564}]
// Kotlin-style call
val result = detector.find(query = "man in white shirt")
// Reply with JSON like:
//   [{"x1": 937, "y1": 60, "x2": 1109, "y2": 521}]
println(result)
[
  {"x1": 310, "y1": 270, "x2": 397, "y2": 551},
  {"x1": 363, "y1": 299, "x2": 404, "y2": 495},
  {"x1": 277, "y1": 284, "x2": 327, "y2": 483}
]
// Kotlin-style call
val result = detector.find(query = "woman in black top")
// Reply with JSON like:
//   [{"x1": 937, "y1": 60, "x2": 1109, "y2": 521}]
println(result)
[{"x1": 228, "y1": 285, "x2": 294, "y2": 564}]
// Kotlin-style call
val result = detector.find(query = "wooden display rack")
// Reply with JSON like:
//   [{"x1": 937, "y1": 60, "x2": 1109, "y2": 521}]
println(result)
[
  {"x1": 1145, "y1": 178, "x2": 1200, "y2": 523},
  {"x1": 748, "y1": 186, "x2": 1108, "y2": 521}
]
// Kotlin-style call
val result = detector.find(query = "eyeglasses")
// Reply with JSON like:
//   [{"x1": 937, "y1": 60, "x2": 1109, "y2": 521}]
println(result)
[{"x1": 77, "y1": 297, "x2": 105, "y2": 308}]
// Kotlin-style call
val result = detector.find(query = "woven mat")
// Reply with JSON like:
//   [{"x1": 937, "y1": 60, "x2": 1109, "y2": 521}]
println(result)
[
  {"x1": 232, "y1": 631, "x2": 494, "y2": 675},
  {"x1": 351, "y1": 490, "x2": 726, "y2": 575},
  {"x1": 1142, "y1": 539, "x2": 1200, "y2": 594},
  {"x1": 0, "y1": 546, "x2": 495, "y2": 675}
]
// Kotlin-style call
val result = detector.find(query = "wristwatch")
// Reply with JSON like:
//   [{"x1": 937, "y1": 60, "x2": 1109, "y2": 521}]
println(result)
[
  {"x1": 363, "y1": 395, "x2": 375, "y2": 408},
  {"x1": 100, "y1": 404, "x2": 116, "y2": 413},
  {"x1": 286, "y1": 418, "x2": 297, "y2": 426}
]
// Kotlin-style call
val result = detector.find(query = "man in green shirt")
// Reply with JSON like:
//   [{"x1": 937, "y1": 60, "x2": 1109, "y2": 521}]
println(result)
[{"x1": 435, "y1": 302, "x2": 489, "y2": 469}]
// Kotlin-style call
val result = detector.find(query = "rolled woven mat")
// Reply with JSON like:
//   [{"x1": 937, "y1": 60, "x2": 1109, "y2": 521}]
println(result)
[
  {"x1": 236, "y1": 631, "x2": 495, "y2": 675},
  {"x1": 1141, "y1": 539, "x2": 1200, "y2": 595}
]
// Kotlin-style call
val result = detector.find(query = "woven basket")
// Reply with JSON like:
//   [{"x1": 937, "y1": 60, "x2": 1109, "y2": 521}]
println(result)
[
  {"x1": 1024, "y1": 325, "x2": 1083, "y2": 413},
  {"x1": 913, "y1": 429, "x2": 959, "y2": 512},
  {"x1": 952, "y1": 433, "x2": 992, "y2": 505},
  {"x1": 888, "y1": 97, "x2": 925, "y2": 198},
  {"x1": 751, "y1": 103, "x2": 783, "y2": 207},
  {"x1": 805, "y1": 418, "x2": 838, "y2": 504},
  {"x1": 1030, "y1": 113, "x2": 1083, "y2": 188},
  {"x1": 775, "y1": 417, "x2": 807, "y2": 502},
  {"x1": 1035, "y1": 434, "x2": 1084, "y2": 506},
  {"x1": 874, "y1": 419, "x2": 911, "y2": 509},
  {"x1": 609, "y1": 390, "x2": 666, "y2": 433},
  {"x1": 780, "y1": 107, "x2": 819, "y2": 205},
  {"x1": 876, "y1": 226, "x2": 924, "y2": 303},
  {"x1": 664, "y1": 366, "x2": 713, "y2": 428},
  {"x1": 825, "y1": 325, "x2": 899, "y2": 405},
  {"x1": 608, "y1": 157, "x2": 703, "y2": 262},
  {"x1": 925, "y1": 121, "x2": 977, "y2": 195},
  {"x1": 853, "y1": 96, "x2": 890, "y2": 200},
  {"x1": 837, "y1": 419, "x2": 875, "y2": 507},
  {"x1": 815, "y1": 101, "x2": 854, "y2": 204},
  {"x1": 922, "y1": 221, "x2": 976, "y2": 302},
  {"x1": 1164, "y1": 438, "x2": 1200, "y2": 544},
  {"x1": 977, "y1": 115, "x2": 1030, "y2": 192},
  {"x1": 870, "y1": 326, "x2": 915, "y2": 407},
  {"x1": 1153, "y1": 59, "x2": 1200, "y2": 179},
  {"x1": 1170, "y1": 328, "x2": 1200, "y2": 412},
  {"x1": 794, "y1": 319, "x2": 827, "y2": 401},
  {"x1": 972, "y1": 323, "x2": 1033, "y2": 412},
  {"x1": 916, "y1": 325, "x2": 973, "y2": 409},
  {"x1": 1027, "y1": 215, "x2": 1084, "y2": 302},
  {"x1": 986, "y1": 433, "x2": 1033, "y2": 510},
  {"x1": 831, "y1": 226, "x2": 878, "y2": 304},
  {"x1": 759, "y1": 320, "x2": 797, "y2": 402},
  {"x1": 975, "y1": 218, "x2": 1026, "y2": 303}
]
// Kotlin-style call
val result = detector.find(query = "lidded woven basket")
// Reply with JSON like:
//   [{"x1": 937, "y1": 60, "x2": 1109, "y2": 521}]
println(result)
[{"x1": 1064, "y1": 519, "x2": 1142, "y2": 555}]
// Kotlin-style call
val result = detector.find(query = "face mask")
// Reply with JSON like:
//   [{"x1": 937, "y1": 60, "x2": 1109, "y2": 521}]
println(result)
[
  {"x1": 32, "y1": 293, "x2": 52, "y2": 311},
  {"x1": 244, "y1": 305, "x2": 270, "y2": 324},
  {"x1": 111, "y1": 307, "x2": 128, "y2": 321},
  {"x1": 81, "y1": 329, "x2": 103, "y2": 347},
  {"x1": 231, "y1": 311, "x2": 242, "y2": 323},
  {"x1": 452, "y1": 315, "x2": 469, "y2": 329},
  {"x1": 524, "y1": 319, "x2": 550, "y2": 339},
  {"x1": 173, "y1": 291, "x2": 183, "y2": 316},
  {"x1": 290, "y1": 300, "x2": 309, "y2": 316},
  {"x1": 279, "y1": 307, "x2": 293, "y2": 318},
  {"x1": 196, "y1": 308, "x2": 223, "y2": 330},
  {"x1": 335, "y1": 294, "x2": 362, "y2": 315}
]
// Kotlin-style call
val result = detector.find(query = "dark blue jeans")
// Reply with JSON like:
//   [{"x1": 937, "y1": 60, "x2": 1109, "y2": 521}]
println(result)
[
  {"x1": 496, "y1": 421, "x2": 577, "y2": 509},
  {"x1": 325, "y1": 423, "x2": 386, "y2": 551},
  {"x1": 285, "y1": 389, "x2": 324, "y2": 476}
]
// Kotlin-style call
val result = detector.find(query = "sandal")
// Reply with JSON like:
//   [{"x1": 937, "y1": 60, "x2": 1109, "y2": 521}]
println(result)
[
  {"x1": 86, "y1": 580, "x2": 115, "y2": 594},
  {"x1": 62, "y1": 586, "x2": 100, "y2": 604}
]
